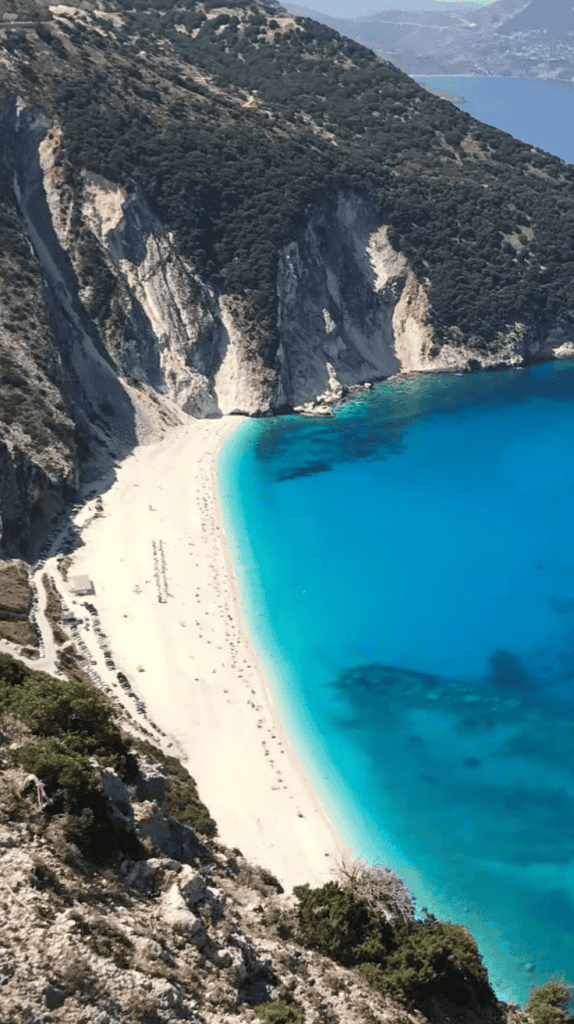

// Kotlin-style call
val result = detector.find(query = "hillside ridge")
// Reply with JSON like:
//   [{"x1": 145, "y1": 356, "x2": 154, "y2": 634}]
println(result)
[{"x1": 1, "y1": 0, "x2": 574, "y2": 556}]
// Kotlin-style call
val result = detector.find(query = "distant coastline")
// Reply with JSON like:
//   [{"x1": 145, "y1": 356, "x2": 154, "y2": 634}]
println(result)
[
  {"x1": 417, "y1": 75, "x2": 574, "y2": 163},
  {"x1": 416, "y1": 79, "x2": 467, "y2": 105}
]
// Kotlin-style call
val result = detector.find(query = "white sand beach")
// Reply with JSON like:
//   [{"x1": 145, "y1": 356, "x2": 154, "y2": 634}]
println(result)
[{"x1": 69, "y1": 416, "x2": 349, "y2": 890}]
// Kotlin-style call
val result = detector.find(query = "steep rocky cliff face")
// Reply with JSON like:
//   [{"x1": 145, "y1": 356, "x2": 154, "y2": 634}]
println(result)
[
  {"x1": 273, "y1": 192, "x2": 574, "y2": 407},
  {"x1": 6, "y1": 104, "x2": 573, "y2": 432},
  {"x1": 5, "y1": 103, "x2": 415, "y2": 423}
]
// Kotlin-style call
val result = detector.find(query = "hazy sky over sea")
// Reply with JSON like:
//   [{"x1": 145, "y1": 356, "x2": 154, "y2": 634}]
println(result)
[{"x1": 303, "y1": 0, "x2": 497, "y2": 21}]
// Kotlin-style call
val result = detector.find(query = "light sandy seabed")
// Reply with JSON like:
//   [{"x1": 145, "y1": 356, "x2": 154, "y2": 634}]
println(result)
[{"x1": 70, "y1": 416, "x2": 349, "y2": 890}]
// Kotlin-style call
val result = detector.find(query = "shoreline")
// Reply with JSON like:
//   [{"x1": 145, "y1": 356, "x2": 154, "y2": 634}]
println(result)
[{"x1": 67, "y1": 416, "x2": 351, "y2": 890}]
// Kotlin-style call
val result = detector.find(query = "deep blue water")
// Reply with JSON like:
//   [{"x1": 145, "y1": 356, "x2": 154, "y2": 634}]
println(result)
[
  {"x1": 418, "y1": 76, "x2": 574, "y2": 165},
  {"x1": 218, "y1": 362, "x2": 574, "y2": 1005}
]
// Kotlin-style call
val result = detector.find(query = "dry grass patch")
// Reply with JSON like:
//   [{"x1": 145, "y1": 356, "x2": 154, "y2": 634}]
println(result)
[
  {"x1": 0, "y1": 618, "x2": 36, "y2": 646},
  {"x1": 42, "y1": 573, "x2": 66, "y2": 639},
  {"x1": 0, "y1": 560, "x2": 31, "y2": 615},
  {"x1": 57, "y1": 555, "x2": 73, "y2": 581}
]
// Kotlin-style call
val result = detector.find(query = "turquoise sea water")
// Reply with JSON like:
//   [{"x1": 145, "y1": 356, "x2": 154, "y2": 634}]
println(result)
[
  {"x1": 217, "y1": 76, "x2": 574, "y2": 1006},
  {"x1": 218, "y1": 361, "x2": 574, "y2": 1005},
  {"x1": 418, "y1": 76, "x2": 574, "y2": 164}
]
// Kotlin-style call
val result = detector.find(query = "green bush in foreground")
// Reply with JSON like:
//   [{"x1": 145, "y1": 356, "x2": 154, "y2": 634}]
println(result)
[
  {"x1": 294, "y1": 880, "x2": 501, "y2": 1019},
  {"x1": 359, "y1": 919, "x2": 494, "y2": 1009},
  {"x1": 293, "y1": 881, "x2": 395, "y2": 967},
  {"x1": 527, "y1": 982, "x2": 573, "y2": 1024},
  {"x1": 253, "y1": 997, "x2": 304, "y2": 1024},
  {"x1": 0, "y1": 653, "x2": 137, "y2": 781},
  {"x1": 0, "y1": 653, "x2": 139, "y2": 861}
]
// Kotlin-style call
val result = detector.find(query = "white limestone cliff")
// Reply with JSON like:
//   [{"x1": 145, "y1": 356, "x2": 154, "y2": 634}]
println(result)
[
  {"x1": 2, "y1": 98, "x2": 574, "y2": 557},
  {"x1": 19, "y1": 107, "x2": 574, "y2": 424}
]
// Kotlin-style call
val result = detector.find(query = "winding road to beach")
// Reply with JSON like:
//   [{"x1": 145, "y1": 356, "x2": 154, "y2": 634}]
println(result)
[{"x1": 66, "y1": 417, "x2": 348, "y2": 890}]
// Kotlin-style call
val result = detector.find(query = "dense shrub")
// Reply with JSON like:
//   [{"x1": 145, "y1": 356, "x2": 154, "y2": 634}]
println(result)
[
  {"x1": 253, "y1": 998, "x2": 305, "y2": 1024},
  {"x1": 14, "y1": 736, "x2": 100, "y2": 810},
  {"x1": 361, "y1": 919, "x2": 494, "y2": 1008},
  {"x1": 527, "y1": 982, "x2": 573, "y2": 1024},
  {"x1": 0, "y1": 653, "x2": 139, "y2": 861},
  {"x1": 13, "y1": 736, "x2": 140, "y2": 861},
  {"x1": 0, "y1": 653, "x2": 137, "y2": 781},
  {"x1": 293, "y1": 881, "x2": 395, "y2": 967},
  {"x1": 295, "y1": 880, "x2": 500, "y2": 1018}
]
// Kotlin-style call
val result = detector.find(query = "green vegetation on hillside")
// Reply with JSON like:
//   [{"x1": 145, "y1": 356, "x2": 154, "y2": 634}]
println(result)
[
  {"x1": 527, "y1": 983, "x2": 574, "y2": 1024},
  {"x1": 132, "y1": 736, "x2": 215, "y2": 834},
  {"x1": 0, "y1": 148, "x2": 75, "y2": 475},
  {"x1": 0, "y1": 652, "x2": 139, "y2": 860},
  {"x1": 0, "y1": 560, "x2": 30, "y2": 614},
  {"x1": 294, "y1": 880, "x2": 502, "y2": 1020},
  {"x1": 0, "y1": 650, "x2": 214, "y2": 858},
  {"x1": 253, "y1": 997, "x2": 305, "y2": 1024},
  {"x1": 2, "y1": 0, "x2": 574, "y2": 360}
]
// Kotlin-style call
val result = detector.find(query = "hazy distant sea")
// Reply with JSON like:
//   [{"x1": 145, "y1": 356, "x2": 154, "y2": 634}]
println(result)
[
  {"x1": 418, "y1": 76, "x2": 574, "y2": 164},
  {"x1": 217, "y1": 86, "x2": 574, "y2": 1006}
]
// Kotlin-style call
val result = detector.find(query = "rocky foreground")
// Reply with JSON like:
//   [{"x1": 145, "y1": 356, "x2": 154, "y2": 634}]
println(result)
[
  {"x1": 0, "y1": 725, "x2": 537, "y2": 1024},
  {"x1": 0, "y1": 734, "x2": 469, "y2": 1024}
]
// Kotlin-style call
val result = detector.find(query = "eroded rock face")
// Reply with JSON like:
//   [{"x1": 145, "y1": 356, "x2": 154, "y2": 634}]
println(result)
[
  {"x1": 88, "y1": 760, "x2": 134, "y2": 832},
  {"x1": 179, "y1": 865, "x2": 207, "y2": 906},
  {"x1": 161, "y1": 882, "x2": 205, "y2": 939},
  {"x1": 134, "y1": 756, "x2": 170, "y2": 805},
  {"x1": 8, "y1": 101, "x2": 574, "y2": 431},
  {"x1": 1, "y1": 102, "x2": 431, "y2": 447},
  {"x1": 274, "y1": 196, "x2": 403, "y2": 409},
  {"x1": 2, "y1": 100, "x2": 574, "y2": 555},
  {"x1": 31, "y1": 116, "x2": 275, "y2": 419},
  {"x1": 124, "y1": 857, "x2": 170, "y2": 891},
  {"x1": 135, "y1": 806, "x2": 205, "y2": 862}
]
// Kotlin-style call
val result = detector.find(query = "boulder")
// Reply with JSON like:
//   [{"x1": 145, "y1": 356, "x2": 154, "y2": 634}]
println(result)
[
  {"x1": 178, "y1": 865, "x2": 206, "y2": 906},
  {"x1": 136, "y1": 811, "x2": 204, "y2": 862},
  {"x1": 204, "y1": 885, "x2": 225, "y2": 922},
  {"x1": 0, "y1": 827, "x2": 20, "y2": 848},
  {"x1": 161, "y1": 883, "x2": 206, "y2": 945},
  {"x1": 213, "y1": 935, "x2": 272, "y2": 988},
  {"x1": 135, "y1": 755, "x2": 170, "y2": 805},
  {"x1": 125, "y1": 857, "x2": 170, "y2": 891},
  {"x1": 244, "y1": 980, "x2": 275, "y2": 1004},
  {"x1": 152, "y1": 979, "x2": 183, "y2": 1011},
  {"x1": 42, "y1": 983, "x2": 65, "y2": 1010},
  {"x1": 216, "y1": 946, "x2": 247, "y2": 985},
  {"x1": 90, "y1": 761, "x2": 134, "y2": 831}
]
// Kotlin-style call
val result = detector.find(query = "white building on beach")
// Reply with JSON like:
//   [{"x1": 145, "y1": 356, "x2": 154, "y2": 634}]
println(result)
[{"x1": 70, "y1": 575, "x2": 95, "y2": 596}]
